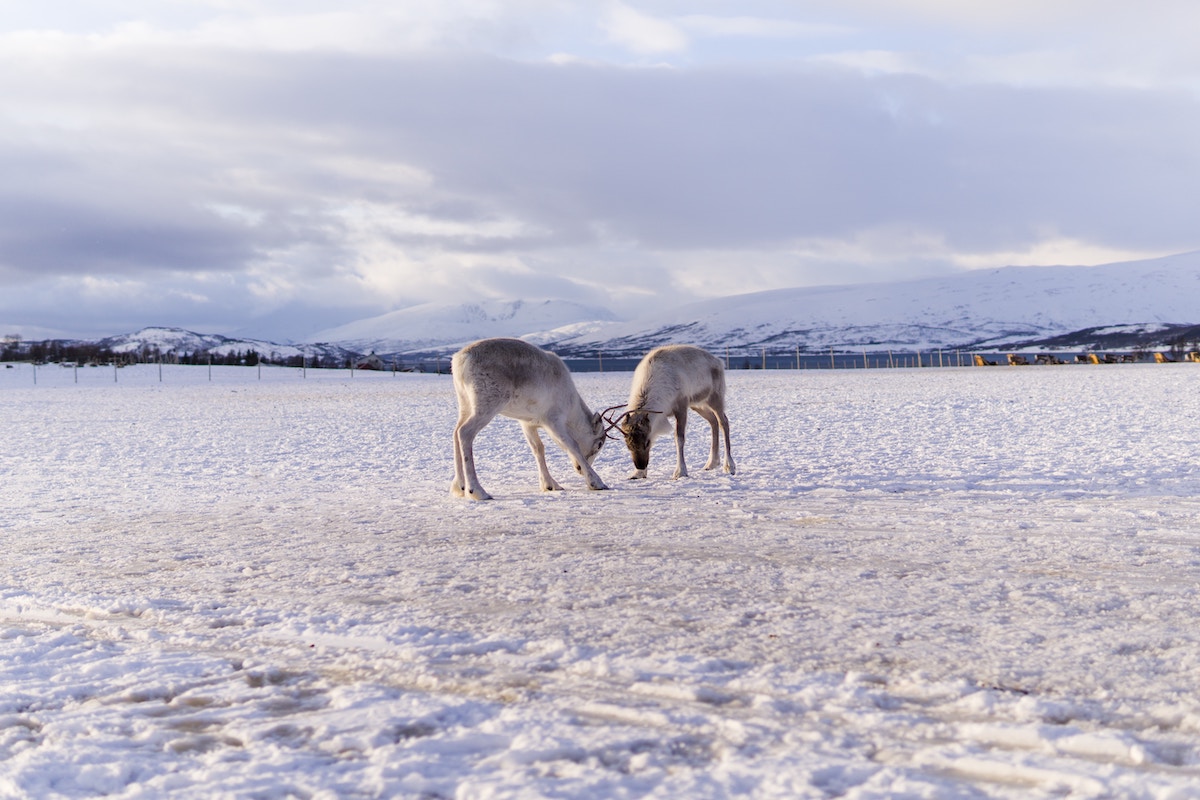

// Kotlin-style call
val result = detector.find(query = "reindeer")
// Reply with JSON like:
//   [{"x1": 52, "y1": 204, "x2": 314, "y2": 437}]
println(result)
[
  {"x1": 450, "y1": 338, "x2": 609, "y2": 500},
  {"x1": 614, "y1": 345, "x2": 735, "y2": 480}
]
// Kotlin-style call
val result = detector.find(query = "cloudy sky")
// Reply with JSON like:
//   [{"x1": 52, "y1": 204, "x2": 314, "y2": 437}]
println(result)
[{"x1": 4, "y1": 1, "x2": 1200, "y2": 340}]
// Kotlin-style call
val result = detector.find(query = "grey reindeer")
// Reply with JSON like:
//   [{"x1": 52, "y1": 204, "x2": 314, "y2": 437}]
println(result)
[
  {"x1": 615, "y1": 345, "x2": 735, "y2": 480},
  {"x1": 450, "y1": 338, "x2": 610, "y2": 500}
]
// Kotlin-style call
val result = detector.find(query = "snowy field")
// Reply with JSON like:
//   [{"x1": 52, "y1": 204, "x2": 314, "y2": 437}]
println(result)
[{"x1": 3, "y1": 360, "x2": 1200, "y2": 798}]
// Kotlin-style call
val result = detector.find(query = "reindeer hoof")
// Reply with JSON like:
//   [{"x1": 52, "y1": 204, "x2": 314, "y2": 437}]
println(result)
[
  {"x1": 627, "y1": 470, "x2": 647, "y2": 480},
  {"x1": 466, "y1": 487, "x2": 493, "y2": 501},
  {"x1": 450, "y1": 482, "x2": 466, "y2": 498}
]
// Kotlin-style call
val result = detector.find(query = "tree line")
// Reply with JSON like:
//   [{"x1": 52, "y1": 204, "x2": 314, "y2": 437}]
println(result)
[{"x1": 1, "y1": 336, "x2": 349, "y2": 368}]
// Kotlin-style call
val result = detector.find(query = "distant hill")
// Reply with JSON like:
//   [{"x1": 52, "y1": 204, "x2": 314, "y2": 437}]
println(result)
[
  {"x1": 309, "y1": 299, "x2": 618, "y2": 355},
  {"x1": 544, "y1": 252, "x2": 1200, "y2": 357},
  {"x1": 309, "y1": 298, "x2": 619, "y2": 355},
  {"x1": 96, "y1": 327, "x2": 355, "y2": 365},
  {"x1": 284, "y1": 252, "x2": 1200, "y2": 358},
  {"x1": 10, "y1": 253, "x2": 1200, "y2": 362}
]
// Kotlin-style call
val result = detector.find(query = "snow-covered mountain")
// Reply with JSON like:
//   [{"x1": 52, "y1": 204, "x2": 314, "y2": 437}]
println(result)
[
  {"x1": 309, "y1": 299, "x2": 618, "y2": 355},
  {"x1": 18, "y1": 253, "x2": 1200, "y2": 361},
  {"x1": 97, "y1": 327, "x2": 353, "y2": 363},
  {"x1": 289, "y1": 252, "x2": 1200, "y2": 358},
  {"x1": 544, "y1": 252, "x2": 1200, "y2": 356}
]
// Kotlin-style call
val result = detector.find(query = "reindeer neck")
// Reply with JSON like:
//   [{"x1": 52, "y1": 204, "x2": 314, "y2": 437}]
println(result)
[{"x1": 627, "y1": 382, "x2": 674, "y2": 415}]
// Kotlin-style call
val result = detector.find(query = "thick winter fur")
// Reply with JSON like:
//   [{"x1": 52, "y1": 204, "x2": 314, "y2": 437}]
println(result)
[
  {"x1": 620, "y1": 344, "x2": 735, "y2": 480},
  {"x1": 450, "y1": 338, "x2": 609, "y2": 500}
]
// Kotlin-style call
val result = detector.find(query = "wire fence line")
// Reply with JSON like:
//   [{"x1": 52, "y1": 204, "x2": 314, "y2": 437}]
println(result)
[
  {"x1": 0, "y1": 360, "x2": 451, "y2": 388},
  {"x1": 562, "y1": 352, "x2": 957, "y2": 373},
  {"x1": 562, "y1": 347, "x2": 1157, "y2": 372},
  {"x1": 7, "y1": 345, "x2": 1185, "y2": 389}
]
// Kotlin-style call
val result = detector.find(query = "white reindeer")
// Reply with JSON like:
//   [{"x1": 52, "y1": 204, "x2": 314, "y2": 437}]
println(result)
[
  {"x1": 450, "y1": 338, "x2": 610, "y2": 500},
  {"x1": 616, "y1": 344, "x2": 735, "y2": 480}
]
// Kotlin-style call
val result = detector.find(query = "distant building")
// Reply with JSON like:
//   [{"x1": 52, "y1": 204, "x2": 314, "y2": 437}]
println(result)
[{"x1": 355, "y1": 353, "x2": 387, "y2": 370}]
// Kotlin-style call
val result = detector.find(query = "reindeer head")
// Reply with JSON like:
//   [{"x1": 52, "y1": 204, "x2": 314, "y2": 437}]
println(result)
[
  {"x1": 584, "y1": 411, "x2": 608, "y2": 464},
  {"x1": 619, "y1": 410, "x2": 655, "y2": 471},
  {"x1": 601, "y1": 405, "x2": 661, "y2": 471}
]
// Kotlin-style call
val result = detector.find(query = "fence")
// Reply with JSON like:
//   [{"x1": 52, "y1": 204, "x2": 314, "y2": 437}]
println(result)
[
  {"x1": 563, "y1": 349, "x2": 1083, "y2": 372},
  {"x1": 4, "y1": 349, "x2": 1185, "y2": 387},
  {"x1": 0, "y1": 360, "x2": 452, "y2": 388}
]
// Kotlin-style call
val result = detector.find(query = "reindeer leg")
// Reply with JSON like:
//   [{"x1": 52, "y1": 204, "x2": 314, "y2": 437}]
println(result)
[
  {"x1": 454, "y1": 412, "x2": 496, "y2": 501},
  {"x1": 693, "y1": 405, "x2": 721, "y2": 471},
  {"x1": 718, "y1": 409, "x2": 735, "y2": 474},
  {"x1": 521, "y1": 422, "x2": 565, "y2": 492},
  {"x1": 705, "y1": 392, "x2": 735, "y2": 475},
  {"x1": 672, "y1": 408, "x2": 689, "y2": 479},
  {"x1": 450, "y1": 392, "x2": 470, "y2": 497},
  {"x1": 577, "y1": 456, "x2": 610, "y2": 490},
  {"x1": 544, "y1": 417, "x2": 609, "y2": 491},
  {"x1": 450, "y1": 417, "x2": 467, "y2": 497}
]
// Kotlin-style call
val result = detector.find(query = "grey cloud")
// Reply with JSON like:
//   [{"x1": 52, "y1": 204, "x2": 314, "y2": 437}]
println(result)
[
  {"x1": 0, "y1": 194, "x2": 257, "y2": 278},
  {"x1": 14, "y1": 48, "x2": 1200, "y2": 253},
  {"x1": 4, "y1": 42, "x2": 1200, "y2": 336},
  {"x1": 207, "y1": 53, "x2": 1200, "y2": 251}
]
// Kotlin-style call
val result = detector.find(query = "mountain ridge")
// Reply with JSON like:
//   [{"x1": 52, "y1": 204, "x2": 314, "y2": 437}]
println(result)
[
  {"x1": 310, "y1": 299, "x2": 618, "y2": 355},
  {"x1": 542, "y1": 252, "x2": 1200, "y2": 357},
  {"x1": 8, "y1": 252, "x2": 1200, "y2": 361}
]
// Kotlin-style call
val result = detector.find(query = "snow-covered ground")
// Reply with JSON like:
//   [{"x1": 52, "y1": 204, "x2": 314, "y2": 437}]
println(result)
[{"x1": 3, "y1": 361, "x2": 1200, "y2": 798}]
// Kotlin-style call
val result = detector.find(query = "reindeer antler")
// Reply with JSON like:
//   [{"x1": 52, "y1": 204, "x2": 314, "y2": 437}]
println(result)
[
  {"x1": 599, "y1": 406, "x2": 665, "y2": 440},
  {"x1": 600, "y1": 404, "x2": 629, "y2": 440}
]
